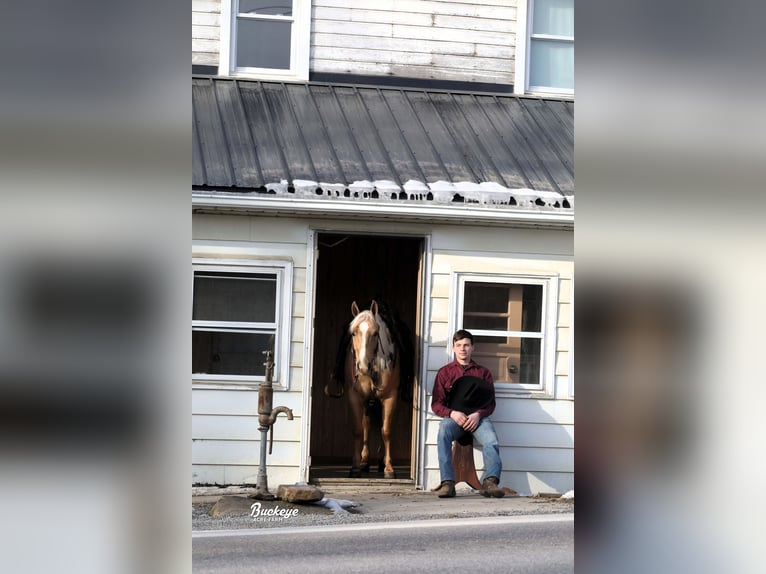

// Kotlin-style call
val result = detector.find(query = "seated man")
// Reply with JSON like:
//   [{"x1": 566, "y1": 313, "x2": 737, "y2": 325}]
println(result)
[{"x1": 431, "y1": 329, "x2": 505, "y2": 498}]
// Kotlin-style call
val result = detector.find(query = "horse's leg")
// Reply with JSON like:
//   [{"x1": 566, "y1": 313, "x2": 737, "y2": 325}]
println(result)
[
  {"x1": 379, "y1": 394, "x2": 398, "y2": 479},
  {"x1": 360, "y1": 411, "x2": 370, "y2": 473},
  {"x1": 348, "y1": 390, "x2": 365, "y2": 478}
]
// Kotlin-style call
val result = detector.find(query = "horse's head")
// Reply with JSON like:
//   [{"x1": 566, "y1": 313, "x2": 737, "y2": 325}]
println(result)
[{"x1": 350, "y1": 301, "x2": 379, "y2": 377}]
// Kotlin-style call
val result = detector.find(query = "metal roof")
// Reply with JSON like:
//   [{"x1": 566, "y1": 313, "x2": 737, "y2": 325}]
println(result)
[{"x1": 192, "y1": 77, "x2": 573, "y2": 212}]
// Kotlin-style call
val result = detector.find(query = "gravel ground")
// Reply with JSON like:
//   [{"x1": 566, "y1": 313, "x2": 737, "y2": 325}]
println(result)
[{"x1": 192, "y1": 489, "x2": 573, "y2": 531}]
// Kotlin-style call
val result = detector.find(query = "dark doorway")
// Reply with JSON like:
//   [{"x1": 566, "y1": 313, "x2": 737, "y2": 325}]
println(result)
[{"x1": 309, "y1": 233, "x2": 423, "y2": 480}]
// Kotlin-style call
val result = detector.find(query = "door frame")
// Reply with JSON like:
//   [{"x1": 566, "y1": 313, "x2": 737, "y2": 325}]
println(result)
[{"x1": 299, "y1": 226, "x2": 432, "y2": 486}]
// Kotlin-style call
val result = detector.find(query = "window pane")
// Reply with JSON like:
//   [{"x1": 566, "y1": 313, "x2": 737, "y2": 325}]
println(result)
[
  {"x1": 530, "y1": 39, "x2": 574, "y2": 90},
  {"x1": 193, "y1": 272, "x2": 277, "y2": 323},
  {"x1": 193, "y1": 331, "x2": 274, "y2": 376},
  {"x1": 463, "y1": 282, "x2": 543, "y2": 333},
  {"x1": 239, "y1": 0, "x2": 293, "y2": 16},
  {"x1": 533, "y1": 0, "x2": 574, "y2": 36},
  {"x1": 473, "y1": 336, "x2": 541, "y2": 384},
  {"x1": 236, "y1": 18, "x2": 292, "y2": 70},
  {"x1": 521, "y1": 284, "x2": 543, "y2": 331}
]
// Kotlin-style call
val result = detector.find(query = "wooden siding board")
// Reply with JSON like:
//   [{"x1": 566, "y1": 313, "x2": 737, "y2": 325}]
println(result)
[
  {"x1": 424, "y1": 444, "x2": 572, "y2": 473},
  {"x1": 192, "y1": 78, "x2": 234, "y2": 186},
  {"x1": 193, "y1": 439, "x2": 300, "y2": 466},
  {"x1": 214, "y1": 80, "x2": 263, "y2": 188},
  {"x1": 193, "y1": 25, "x2": 220, "y2": 41}
]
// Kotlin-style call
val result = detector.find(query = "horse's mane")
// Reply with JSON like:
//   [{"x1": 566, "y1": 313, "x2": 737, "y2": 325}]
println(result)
[{"x1": 330, "y1": 299, "x2": 414, "y2": 402}]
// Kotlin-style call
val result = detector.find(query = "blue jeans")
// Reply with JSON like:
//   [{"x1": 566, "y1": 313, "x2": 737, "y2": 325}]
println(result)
[{"x1": 437, "y1": 416, "x2": 502, "y2": 483}]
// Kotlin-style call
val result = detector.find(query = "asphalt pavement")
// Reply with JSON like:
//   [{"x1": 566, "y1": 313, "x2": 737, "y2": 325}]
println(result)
[{"x1": 192, "y1": 483, "x2": 574, "y2": 531}]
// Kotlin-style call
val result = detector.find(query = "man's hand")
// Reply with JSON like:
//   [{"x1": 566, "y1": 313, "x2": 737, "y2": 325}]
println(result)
[
  {"x1": 450, "y1": 410, "x2": 481, "y2": 432},
  {"x1": 463, "y1": 412, "x2": 480, "y2": 432}
]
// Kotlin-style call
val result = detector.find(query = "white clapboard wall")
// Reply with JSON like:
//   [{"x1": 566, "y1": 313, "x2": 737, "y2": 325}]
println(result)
[
  {"x1": 193, "y1": 0, "x2": 518, "y2": 84},
  {"x1": 192, "y1": 214, "x2": 573, "y2": 493}
]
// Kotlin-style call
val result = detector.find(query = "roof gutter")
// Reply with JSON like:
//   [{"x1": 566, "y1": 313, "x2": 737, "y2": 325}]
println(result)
[{"x1": 192, "y1": 191, "x2": 574, "y2": 230}]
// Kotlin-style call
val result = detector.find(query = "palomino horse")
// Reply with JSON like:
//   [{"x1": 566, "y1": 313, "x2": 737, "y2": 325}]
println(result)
[{"x1": 339, "y1": 300, "x2": 401, "y2": 479}]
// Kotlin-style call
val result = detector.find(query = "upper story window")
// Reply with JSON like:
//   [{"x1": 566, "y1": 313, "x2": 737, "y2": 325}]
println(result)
[
  {"x1": 515, "y1": 0, "x2": 574, "y2": 96},
  {"x1": 219, "y1": 0, "x2": 310, "y2": 81}
]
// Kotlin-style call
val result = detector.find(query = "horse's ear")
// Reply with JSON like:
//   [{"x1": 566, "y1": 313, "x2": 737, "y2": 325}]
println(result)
[
  {"x1": 370, "y1": 300, "x2": 378, "y2": 316},
  {"x1": 351, "y1": 301, "x2": 360, "y2": 316}
]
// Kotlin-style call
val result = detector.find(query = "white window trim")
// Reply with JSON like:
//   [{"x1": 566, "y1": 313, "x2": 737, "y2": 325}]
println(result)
[
  {"x1": 219, "y1": 0, "x2": 310, "y2": 81},
  {"x1": 192, "y1": 257, "x2": 293, "y2": 390},
  {"x1": 514, "y1": 0, "x2": 574, "y2": 97},
  {"x1": 452, "y1": 272, "x2": 559, "y2": 398}
]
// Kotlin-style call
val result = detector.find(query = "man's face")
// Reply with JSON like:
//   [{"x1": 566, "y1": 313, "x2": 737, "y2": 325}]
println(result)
[{"x1": 453, "y1": 337, "x2": 474, "y2": 363}]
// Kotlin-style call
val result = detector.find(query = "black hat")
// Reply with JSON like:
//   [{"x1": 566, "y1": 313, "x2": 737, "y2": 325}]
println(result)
[{"x1": 446, "y1": 375, "x2": 494, "y2": 414}]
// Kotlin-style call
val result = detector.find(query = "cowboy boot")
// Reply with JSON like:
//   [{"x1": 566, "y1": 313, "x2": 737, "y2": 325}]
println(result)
[
  {"x1": 433, "y1": 480, "x2": 456, "y2": 498},
  {"x1": 480, "y1": 476, "x2": 505, "y2": 498}
]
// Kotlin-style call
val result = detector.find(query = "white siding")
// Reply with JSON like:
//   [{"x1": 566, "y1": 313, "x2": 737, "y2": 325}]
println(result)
[
  {"x1": 421, "y1": 223, "x2": 574, "y2": 494},
  {"x1": 193, "y1": 1, "x2": 519, "y2": 84},
  {"x1": 193, "y1": 0, "x2": 221, "y2": 67},
  {"x1": 192, "y1": 214, "x2": 310, "y2": 485},
  {"x1": 312, "y1": 1, "x2": 517, "y2": 84},
  {"x1": 192, "y1": 213, "x2": 573, "y2": 492}
]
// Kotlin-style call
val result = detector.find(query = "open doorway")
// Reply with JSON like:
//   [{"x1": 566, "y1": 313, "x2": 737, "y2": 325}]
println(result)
[{"x1": 309, "y1": 233, "x2": 423, "y2": 481}]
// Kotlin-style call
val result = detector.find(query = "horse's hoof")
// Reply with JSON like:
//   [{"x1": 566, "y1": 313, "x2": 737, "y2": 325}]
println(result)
[
  {"x1": 349, "y1": 468, "x2": 362, "y2": 478},
  {"x1": 377, "y1": 461, "x2": 384, "y2": 473},
  {"x1": 384, "y1": 470, "x2": 396, "y2": 479},
  {"x1": 360, "y1": 463, "x2": 370, "y2": 473}
]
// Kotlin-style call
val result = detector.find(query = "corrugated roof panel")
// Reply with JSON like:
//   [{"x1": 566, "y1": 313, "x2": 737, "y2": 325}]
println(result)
[
  {"x1": 521, "y1": 99, "x2": 574, "y2": 194},
  {"x1": 381, "y1": 90, "x2": 451, "y2": 181},
  {"x1": 469, "y1": 94, "x2": 532, "y2": 190},
  {"x1": 192, "y1": 99, "x2": 206, "y2": 186},
  {"x1": 191, "y1": 78, "x2": 574, "y2": 203},
  {"x1": 358, "y1": 87, "x2": 434, "y2": 184},
  {"x1": 192, "y1": 78, "x2": 235, "y2": 187},
  {"x1": 308, "y1": 84, "x2": 368, "y2": 183},
  {"x1": 260, "y1": 83, "x2": 317, "y2": 182},
  {"x1": 495, "y1": 98, "x2": 559, "y2": 192},
  {"x1": 213, "y1": 80, "x2": 263, "y2": 188},
  {"x1": 331, "y1": 86, "x2": 394, "y2": 183},
  {"x1": 448, "y1": 93, "x2": 518, "y2": 186},
  {"x1": 401, "y1": 90, "x2": 477, "y2": 182},
  {"x1": 238, "y1": 81, "x2": 292, "y2": 185},
  {"x1": 284, "y1": 83, "x2": 345, "y2": 184}
]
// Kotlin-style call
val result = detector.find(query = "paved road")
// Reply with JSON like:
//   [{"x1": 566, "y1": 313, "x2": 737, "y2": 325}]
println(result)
[{"x1": 193, "y1": 514, "x2": 574, "y2": 574}]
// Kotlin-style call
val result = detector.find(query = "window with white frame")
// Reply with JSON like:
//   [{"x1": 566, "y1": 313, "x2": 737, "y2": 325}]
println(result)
[
  {"x1": 457, "y1": 274, "x2": 558, "y2": 394},
  {"x1": 192, "y1": 260, "x2": 292, "y2": 387},
  {"x1": 515, "y1": 0, "x2": 574, "y2": 95},
  {"x1": 219, "y1": 0, "x2": 310, "y2": 80}
]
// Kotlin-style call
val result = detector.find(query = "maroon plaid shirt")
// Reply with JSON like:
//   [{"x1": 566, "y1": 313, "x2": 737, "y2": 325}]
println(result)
[{"x1": 430, "y1": 359, "x2": 496, "y2": 419}]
